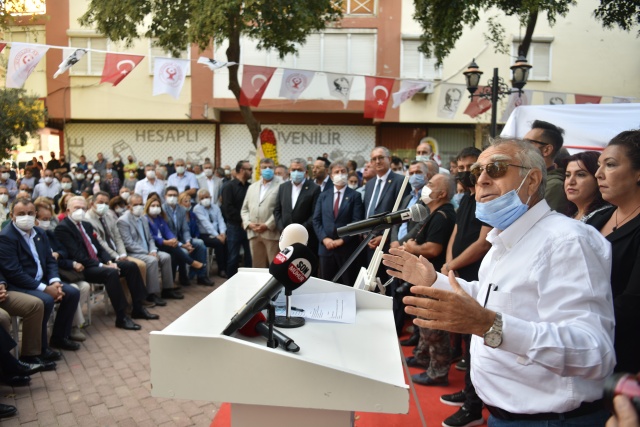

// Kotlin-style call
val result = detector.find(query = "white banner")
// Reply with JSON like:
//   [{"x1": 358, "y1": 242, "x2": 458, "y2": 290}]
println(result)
[
  {"x1": 279, "y1": 69, "x2": 315, "y2": 101},
  {"x1": 392, "y1": 80, "x2": 432, "y2": 108},
  {"x1": 325, "y1": 73, "x2": 353, "y2": 108},
  {"x1": 501, "y1": 90, "x2": 533, "y2": 122},
  {"x1": 54, "y1": 48, "x2": 87, "y2": 78},
  {"x1": 152, "y1": 58, "x2": 190, "y2": 99},
  {"x1": 437, "y1": 84, "x2": 465, "y2": 119},
  {"x1": 612, "y1": 96, "x2": 635, "y2": 104},
  {"x1": 6, "y1": 42, "x2": 49, "y2": 88},
  {"x1": 543, "y1": 92, "x2": 567, "y2": 105}
]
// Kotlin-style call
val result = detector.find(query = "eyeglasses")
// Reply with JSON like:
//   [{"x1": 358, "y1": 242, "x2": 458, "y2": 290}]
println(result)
[
  {"x1": 370, "y1": 156, "x2": 388, "y2": 163},
  {"x1": 524, "y1": 138, "x2": 550, "y2": 147},
  {"x1": 469, "y1": 161, "x2": 530, "y2": 184}
]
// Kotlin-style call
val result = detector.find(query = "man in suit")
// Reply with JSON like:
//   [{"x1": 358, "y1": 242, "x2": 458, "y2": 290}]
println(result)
[
  {"x1": 313, "y1": 161, "x2": 364, "y2": 285},
  {"x1": 312, "y1": 157, "x2": 333, "y2": 193},
  {"x1": 390, "y1": 161, "x2": 431, "y2": 248},
  {"x1": 241, "y1": 158, "x2": 282, "y2": 268},
  {"x1": 84, "y1": 191, "x2": 150, "y2": 297},
  {"x1": 274, "y1": 158, "x2": 321, "y2": 260},
  {"x1": 162, "y1": 187, "x2": 212, "y2": 286},
  {"x1": 55, "y1": 196, "x2": 158, "y2": 330},
  {"x1": 117, "y1": 194, "x2": 183, "y2": 302},
  {"x1": 193, "y1": 188, "x2": 227, "y2": 278},
  {"x1": 197, "y1": 162, "x2": 223, "y2": 206},
  {"x1": 0, "y1": 198, "x2": 80, "y2": 362}
]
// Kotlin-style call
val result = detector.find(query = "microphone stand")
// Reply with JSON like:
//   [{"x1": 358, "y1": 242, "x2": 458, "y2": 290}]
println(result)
[
  {"x1": 332, "y1": 226, "x2": 383, "y2": 283},
  {"x1": 266, "y1": 302, "x2": 277, "y2": 349},
  {"x1": 274, "y1": 288, "x2": 305, "y2": 329}
]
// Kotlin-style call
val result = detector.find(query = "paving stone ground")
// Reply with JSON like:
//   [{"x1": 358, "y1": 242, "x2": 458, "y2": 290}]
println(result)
[{"x1": 1, "y1": 280, "x2": 224, "y2": 426}]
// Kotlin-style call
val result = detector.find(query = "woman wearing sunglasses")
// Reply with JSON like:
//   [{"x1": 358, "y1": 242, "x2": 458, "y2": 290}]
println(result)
[
  {"x1": 587, "y1": 129, "x2": 640, "y2": 374},
  {"x1": 563, "y1": 151, "x2": 610, "y2": 222}
]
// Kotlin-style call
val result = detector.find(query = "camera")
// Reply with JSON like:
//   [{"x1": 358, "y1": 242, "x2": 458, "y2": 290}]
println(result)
[{"x1": 604, "y1": 372, "x2": 640, "y2": 414}]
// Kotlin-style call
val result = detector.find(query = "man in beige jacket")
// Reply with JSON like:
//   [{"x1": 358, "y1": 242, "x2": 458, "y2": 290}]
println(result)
[{"x1": 241, "y1": 158, "x2": 282, "y2": 268}]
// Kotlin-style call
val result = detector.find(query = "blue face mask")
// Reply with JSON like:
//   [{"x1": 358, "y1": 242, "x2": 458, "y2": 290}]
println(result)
[
  {"x1": 261, "y1": 167, "x2": 274, "y2": 181},
  {"x1": 451, "y1": 193, "x2": 464, "y2": 209},
  {"x1": 290, "y1": 170, "x2": 305, "y2": 184},
  {"x1": 409, "y1": 173, "x2": 425, "y2": 190},
  {"x1": 475, "y1": 171, "x2": 531, "y2": 230}
]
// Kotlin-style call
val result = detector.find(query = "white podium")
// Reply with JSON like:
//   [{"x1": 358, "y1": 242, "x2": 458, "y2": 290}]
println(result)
[{"x1": 150, "y1": 268, "x2": 409, "y2": 427}]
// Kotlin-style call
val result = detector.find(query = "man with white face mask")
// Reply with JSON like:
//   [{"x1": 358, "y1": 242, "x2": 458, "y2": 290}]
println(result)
[
  {"x1": 134, "y1": 164, "x2": 166, "y2": 203},
  {"x1": 193, "y1": 188, "x2": 227, "y2": 278},
  {"x1": 391, "y1": 161, "x2": 429, "y2": 250},
  {"x1": 312, "y1": 161, "x2": 364, "y2": 285},
  {"x1": 0, "y1": 187, "x2": 9, "y2": 222},
  {"x1": 168, "y1": 158, "x2": 199, "y2": 198},
  {"x1": 32, "y1": 170, "x2": 61, "y2": 200},
  {"x1": 197, "y1": 162, "x2": 222, "y2": 206},
  {"x1": 383, "y1": 138, "x2": 616, "y2": 423},
  {"x1": 0, "y1": 166, "x2": 18, "y2": 202}
]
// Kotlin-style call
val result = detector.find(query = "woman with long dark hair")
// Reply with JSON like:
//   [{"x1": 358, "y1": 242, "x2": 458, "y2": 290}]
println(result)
[{"x1": 564, "y1": 151, "x2": 609, "y2": 221}]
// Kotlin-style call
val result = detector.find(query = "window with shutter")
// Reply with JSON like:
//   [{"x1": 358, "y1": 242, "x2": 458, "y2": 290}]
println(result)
[
  {"x1": 401, "y1": 39, "x2": 441, "y2": 80},
  {"x1": 68, "y1": 37, "x2": 107, "y2": 76},
  {"x1": 512, "y1": 41, "x2": 552, "y2": 81},
  {"x1": 148, "y1": 40, "x2": 191, "y2": 75}
]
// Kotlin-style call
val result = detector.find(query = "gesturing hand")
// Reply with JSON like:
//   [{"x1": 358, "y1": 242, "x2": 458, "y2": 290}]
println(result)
[{"x1": 381, "y1": 248, "x2": 436, "y2": 287}]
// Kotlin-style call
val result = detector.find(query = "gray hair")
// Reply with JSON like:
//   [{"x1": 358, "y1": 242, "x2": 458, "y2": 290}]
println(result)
[
  {"x1": 425, "y1": 160, "x2": 439, "y2": 180},
  {"x1": 371, "y1": 146, "x2": 391, "y2": 158},
  {"x1": 196, "y1": 188, "x2": 210, "y2": 202},
  {"x1": 330, "y1": 160, "x2": 347, "y2": 173},
  {"x1": 260, "y1": 157, "x2": 275, "y2": 167},
  {"x1": 290, "y1": 158, "x2": 307, "y2": 169},
  {"x1": 490, "y1": 137, "x2": 547, "y2": 200}
]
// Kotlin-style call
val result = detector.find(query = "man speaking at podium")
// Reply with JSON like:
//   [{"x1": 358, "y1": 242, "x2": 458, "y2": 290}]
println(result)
[{"x1": 383, "y1": 138, "x2": 615, "y2": 424}]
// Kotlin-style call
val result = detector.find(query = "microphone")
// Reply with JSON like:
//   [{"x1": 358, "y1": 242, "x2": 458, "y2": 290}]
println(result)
[
  {"x1": 222, "y1": 243, "x2": 317, "y2": 336},
  {"x1": 279, "y1": 223, "x2": 308, "y2": 250},
  {"x1": 336, "y1": 204, "x2": 428, "y2": 237},
  {"x1": 238, "y1": 312, "x2": 300, "y2": 353}
]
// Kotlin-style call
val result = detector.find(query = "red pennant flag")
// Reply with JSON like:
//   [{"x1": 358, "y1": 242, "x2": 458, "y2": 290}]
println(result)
[
  {"x1": 463, "y1": 86, "x2": 492, "y2": 118},
  {"x1": 100, "y1": 53, "x2": 144, "y2": 86},
  {"x1": 0, "y1": 43, "x2": 6, "y2": 53},
  {"x1": 575, "y1": 94, "x2": 602, "y2": 105},
  {"x1": 364, "y1": 76, "x2": 395, "y2": 119},
  {"x1": 239, "y1": 65, "x2": 276, "y2": 107}
]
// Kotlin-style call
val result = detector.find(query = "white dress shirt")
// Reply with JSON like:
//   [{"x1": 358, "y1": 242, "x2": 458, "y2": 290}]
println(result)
[
  {"x1": 259, "y1": 179, "x2": 272, "y2": 203},
  {"x1": 134, "y1": 178, "x2": 166, "y2": 203},
  {"x1": 431, "y1": 200, "x2": 615, "y2": 414},
  {"x1": 291, "y1": 180, "x2": 304, "y2": 208}
]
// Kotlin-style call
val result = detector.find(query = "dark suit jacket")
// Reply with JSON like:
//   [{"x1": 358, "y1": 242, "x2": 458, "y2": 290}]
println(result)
[
  {"x1": 312, "y1": 187, "x2": 364, "y2": 257},
  {"x1": 364, "y1": 171, "x2": 411, "y2": 235},
  {"x1": 274, "y1": 178, "x2": 321, "y2": 232},
  {"x1": 0, "y1": 223, "x2": 60, "y2": 291},
  {"x1": 318, "y1": 178, "x2": 333, "y2": 193},
  {"x1": 390, "y1": 192, "x2": 427, "y2": 245},
  {"x1": 54, "y1": 217, "x2": 112, "y2": 268}
]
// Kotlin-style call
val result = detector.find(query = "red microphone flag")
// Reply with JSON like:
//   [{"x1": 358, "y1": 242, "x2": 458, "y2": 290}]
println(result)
[
  {"x1": 100, "y1": 53, "x2": 144, "y2": 86},
  {"x1": 364, "y1": 76, "x2": 395, "y2": 119},
  {"x1": 239, "y1": 65, "x2": 276, "y2": 107}
]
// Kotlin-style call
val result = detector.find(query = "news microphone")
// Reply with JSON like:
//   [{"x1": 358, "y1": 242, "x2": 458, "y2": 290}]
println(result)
[
  {"x1": 279, "y1": 223, "x2": 308, "y2": 250},
  {"x1": 336, "y1": 204, "x2": 428, "y2": 237},
  {"x1": 222, "y1": 243, "x2": 317, "y2": 336},
  {"x1": 238, "y1": 312, "x2": 300, "y2": 352}
]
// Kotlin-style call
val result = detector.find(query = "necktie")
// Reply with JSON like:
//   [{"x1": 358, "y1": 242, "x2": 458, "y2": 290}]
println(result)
[
  {"x1": 368, "y1": 179, "x2": 382, "y2": 218},
  {"x1": 77, "y1": 223, "x2": 98, "y2": 261},
  {"x1": 334, "y1": 190, "x2": 341, "y2": 218},
  {"x1": 99, "y1": 216, "x2": 116, "y2": 251}
]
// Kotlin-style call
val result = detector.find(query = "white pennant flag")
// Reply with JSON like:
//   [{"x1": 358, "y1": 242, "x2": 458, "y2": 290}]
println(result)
[
  {"x1": 437, "y1": 84, "x2": 465, "y2": 119},
  {"x1": 543, "y1": 92, "x2": 566, "y2": 105},
  {"x1": 6, "y1": 42, "x2": 50, "y2": 88},
  {"x1": 500, "y1": 90, "x2": 533, "y2": 122},
  {"x1": 53, "y1": 48, "x2": 87, "y2": 78},
  {"x1": 612, "y1": 96, "x2": 635, "y2": 104},
  {"x1": 197, "y1": 56, "x2": 237, "y2": 71},
  {"x1": 279, "y1": 69, "x2": 315, "y2": 101},
  {"x1": 325, "y1": 73, "x2": 353, "y2": 108},
  {"x1": 153, "y1": 58, "x2": 190, "y2": 99},
  {"x1": 392, "y1": 80, "x2": 432, "y2": 108}
]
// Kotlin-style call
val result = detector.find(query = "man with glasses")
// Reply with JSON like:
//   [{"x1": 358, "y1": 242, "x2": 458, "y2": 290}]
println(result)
[
  {"x1": 383, "y1": 138, "x2": 615, "y2": 425},
  {"x1": 523, "y1": 120, "x2": 568, "y2": 214},
  {"x1": 221, "y1": 160, "x2": 253, "y2": 278}
]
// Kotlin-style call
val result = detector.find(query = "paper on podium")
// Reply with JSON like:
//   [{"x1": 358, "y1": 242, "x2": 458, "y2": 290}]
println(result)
[{"x1": 275, "y1": 291, "x2": 356, "y2": 323}]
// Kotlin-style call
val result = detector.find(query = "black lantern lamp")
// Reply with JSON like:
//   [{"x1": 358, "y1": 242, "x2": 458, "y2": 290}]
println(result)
[
  {"x1": 510, "y1": 55, "x2": 532, "y2": 90},
  {"x1": 463, "y1": 59, "x2": 483, "y2": 96}
]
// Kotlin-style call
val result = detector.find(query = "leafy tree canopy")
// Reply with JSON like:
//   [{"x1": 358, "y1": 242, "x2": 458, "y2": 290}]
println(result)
[{"x1": 0, "y1": 89, "x2": 45, "y2": 155}]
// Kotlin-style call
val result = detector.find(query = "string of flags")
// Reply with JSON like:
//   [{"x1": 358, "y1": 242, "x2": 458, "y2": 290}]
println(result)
[{"x1": 1, "y1": 41, "x2": 636, "y2": 121}]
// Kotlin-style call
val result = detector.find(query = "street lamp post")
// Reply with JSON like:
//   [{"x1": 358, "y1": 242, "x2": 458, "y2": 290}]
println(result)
[{"x1": 463, "y1": 56, "x2": 532, "y2": 138}]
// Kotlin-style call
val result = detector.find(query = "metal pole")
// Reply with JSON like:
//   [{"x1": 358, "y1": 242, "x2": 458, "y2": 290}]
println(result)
[{"x1": 490, "y1": 67, "x2": 499, "y2": 138}]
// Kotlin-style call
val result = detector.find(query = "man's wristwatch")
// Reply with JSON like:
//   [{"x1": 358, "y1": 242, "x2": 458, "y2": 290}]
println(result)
[{"x1": 483, "y1": 312, "x2": 503, "y2": 348}]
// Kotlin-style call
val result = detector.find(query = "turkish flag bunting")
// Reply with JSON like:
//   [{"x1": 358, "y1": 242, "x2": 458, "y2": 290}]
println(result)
[
  {"x1": 575, "y1": 94, "x2": 602, "y2": 104},
  {"x1": 239, "y1": 65, "x2": 276, "y2": 107},
  {"x1": 463, "y1": 86, "x2": 492, "y2": 118},
  {"x1": 100, "y1": 53, "x2": 144, "y2": 86},
  {"x1": 364, "y1": 76, "x2": 395, "y2": 119},
  {"x1": 0, "y1": 43, "x2": 5, "y2": 53}
]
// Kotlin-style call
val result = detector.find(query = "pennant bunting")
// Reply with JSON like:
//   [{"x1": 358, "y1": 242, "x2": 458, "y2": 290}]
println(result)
[
  {"x1": 392, "y1": 80, "x2": 432, "y2": 108},
  {"x1": 0, "y1": 43, "x2": 6, "y2": 53},
  {"x1": 575, "y1": 94, "x2": 602, "y2": 105},
  {"x1": 197, "y1": 57, "x2": 237, "y2": 71},
  {"x1": 612, "y1": 96, "x2": 635, "y2": 104},
  {"x1": 463, "y1": 86, "x2": 492, "y2": 118},
  {"x1": 53, "y1": 48, "x2": 87, "y2": 78},
  {"x1": 364, "y1": 76, "x2": 395, "y2": 119},
  {"x1": 500, "y1": 90, "x2": 533, "y2": 122},
  {"x1": 325, "y1": 73, "x2": 353, "y2": 108},
  {"x1": 437, "y1": 84, "x2": 465, "y2": 119},
  {"x1": 153, "y1": 57, "x2": 190, "y2": 99},
  {"x1": 239, "y1": 65, "x2": 276, "y2": 107},
  {"x1": 543, "y1": 92, "x2": 566, "y2": 105},
  {"x1": 279, "y1": 69, "x2": 315, "y2": 101},
  {"x1": 6, "y1": 42, "x2": 49, "y2": 88},
  {"x1": 100, "y1": 53, "x2": 144, "y2": 86}
]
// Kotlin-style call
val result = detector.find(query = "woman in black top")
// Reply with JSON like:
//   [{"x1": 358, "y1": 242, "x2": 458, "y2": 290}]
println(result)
[{"x1": 587, "y1": 129, "x2": 640, "y2": 373}]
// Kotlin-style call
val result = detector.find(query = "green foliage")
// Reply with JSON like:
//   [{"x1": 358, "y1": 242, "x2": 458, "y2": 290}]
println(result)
[
  {"x1": 0, "y1": 89, "x2": 45, "y2": 154},
  {"x1": 594, "y1": 0, "x2": 640, "y2": 36}
]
